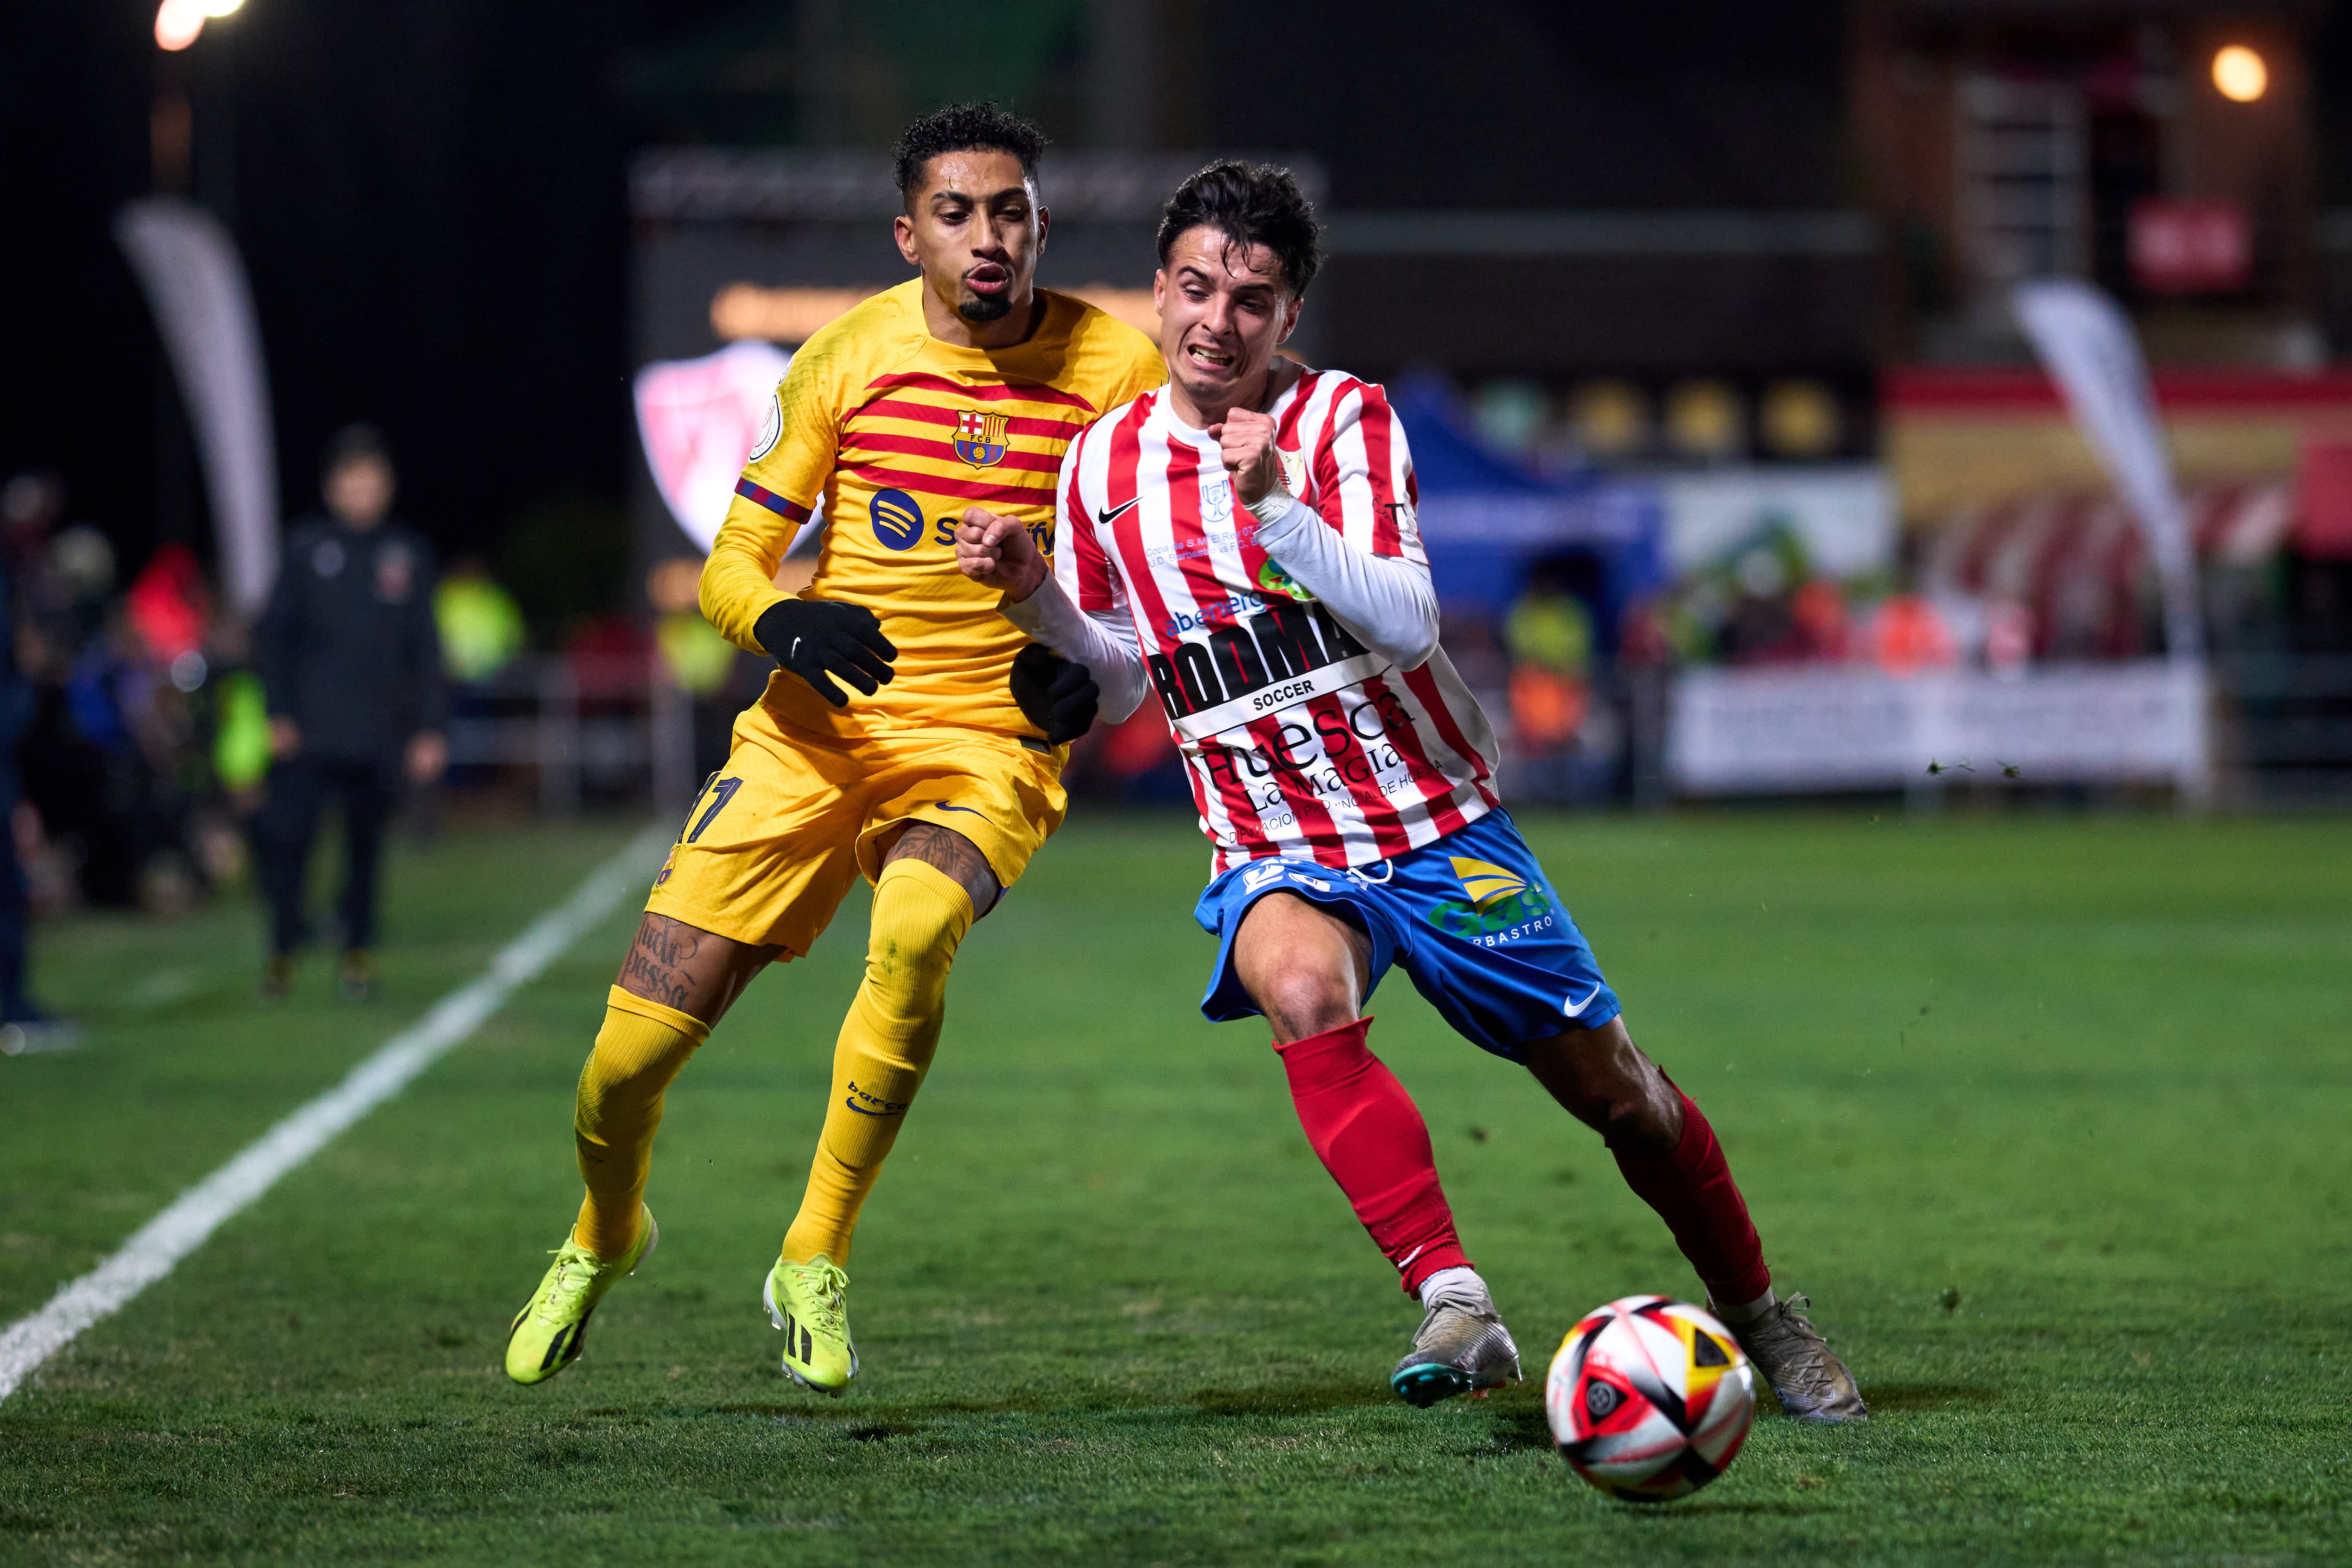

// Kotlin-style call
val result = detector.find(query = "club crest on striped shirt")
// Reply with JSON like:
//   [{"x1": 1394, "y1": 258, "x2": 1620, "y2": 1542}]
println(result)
[{"x1": 954, "y1": 409, "x2": 1010, "y2": 469}]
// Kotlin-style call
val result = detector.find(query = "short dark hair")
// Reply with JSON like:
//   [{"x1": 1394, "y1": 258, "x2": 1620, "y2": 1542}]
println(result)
[
  {"x1": 322, "y1": 422, "x2": 391, "y2": 479},
  {"x1": 892, "y1": 103, "x2": 1049, "y2": 206},
  {"x1": 1156, "y1": 160, "x2": 1322, "y2": 297}
]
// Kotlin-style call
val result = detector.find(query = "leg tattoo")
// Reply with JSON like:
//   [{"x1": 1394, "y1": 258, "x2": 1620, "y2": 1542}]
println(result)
[
  {"x1": 883, "y1": 823, "x2": 1001, "y2": 917},
  {"x1": 618, "y1": 915, "x2": 705, "y2": 1012}
]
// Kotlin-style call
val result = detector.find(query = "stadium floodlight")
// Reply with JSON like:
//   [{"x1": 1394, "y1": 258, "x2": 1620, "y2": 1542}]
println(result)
[
  {"x1": 155, "y1": 0, "x2": 207, "y2": 50},
  {"x1": 2212, "y1": 45, "x2": 2267, "y2": 103},
  {"x1": 156, "y1": 0, "x2": 240, "y2": 49}
]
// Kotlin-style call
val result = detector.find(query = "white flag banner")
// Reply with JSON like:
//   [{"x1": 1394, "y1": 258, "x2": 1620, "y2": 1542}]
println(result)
[
  {"x1": 2010, "y1": 280, "x2": 2202, "y2": 663},
  {"x1": 633, "y1": 340, "x2": 810, "y2": 554},
  {"x1": 1667, "y1": 664, "x2": 2209, "y2": 796},
  {"x1": 113, "y1": 199, "x2": 279, "y2": 615}
]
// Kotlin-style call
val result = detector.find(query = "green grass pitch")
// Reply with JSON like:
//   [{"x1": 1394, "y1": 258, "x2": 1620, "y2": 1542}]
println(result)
[{"x1": 1, "y1": 808, "x2": 2347, "y2": 1565}]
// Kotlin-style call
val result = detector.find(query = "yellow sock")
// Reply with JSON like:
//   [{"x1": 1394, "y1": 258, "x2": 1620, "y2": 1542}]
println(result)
[
  {"x1": 781, "y1": 858, "x2": 973, "y2": 1266},
  {"x1": 572, "y1": 987, "x2": 709, "y2": 1260}
]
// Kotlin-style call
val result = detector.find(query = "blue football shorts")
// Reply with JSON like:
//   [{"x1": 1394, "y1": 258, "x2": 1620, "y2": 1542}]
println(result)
[{"x1": 1192, "y1": 810, "x2": 1622, "y2": 1062}]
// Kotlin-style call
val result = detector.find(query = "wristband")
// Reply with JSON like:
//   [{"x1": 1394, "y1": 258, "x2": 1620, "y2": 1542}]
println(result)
[{"x1": 1247, "y1": 485, "x2": 1299, "y2": 538}]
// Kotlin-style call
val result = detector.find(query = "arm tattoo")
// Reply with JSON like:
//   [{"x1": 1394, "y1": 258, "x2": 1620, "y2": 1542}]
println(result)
[
  {"x1": 886, "y1": 824, "x2": 1001, "y2": 916},
  {"x1": 617, "y1": 914, "x2": 701, "y2": 1011}
]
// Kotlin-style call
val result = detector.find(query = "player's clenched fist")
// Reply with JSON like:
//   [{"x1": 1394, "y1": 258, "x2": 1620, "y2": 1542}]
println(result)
[
  {"x1": 954, "y1": 505, "x2": 1048, "y2": 602},
  {"x1": 1208, "y1": 407, "x2": 1283, "y2": 508}
]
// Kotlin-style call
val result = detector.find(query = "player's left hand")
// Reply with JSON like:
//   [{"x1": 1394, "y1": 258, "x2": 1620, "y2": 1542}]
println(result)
[
  {"x1": 1208, "y1": 407, "x2": 1283, "y2": 509},
  {"x1": 1009, "y1": 644, "x2": 1098, "y2": 746}
]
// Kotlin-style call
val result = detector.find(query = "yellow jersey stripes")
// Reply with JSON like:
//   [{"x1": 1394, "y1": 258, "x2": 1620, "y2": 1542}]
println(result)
[{"x1": 700, "y1": 279, "x2": 1165, "y2": 746}]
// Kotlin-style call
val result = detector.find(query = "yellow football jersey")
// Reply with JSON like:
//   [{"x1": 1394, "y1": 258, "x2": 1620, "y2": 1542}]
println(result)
[{"x1": 701, "y1": 280, "x2": 1165, "y2": 746}]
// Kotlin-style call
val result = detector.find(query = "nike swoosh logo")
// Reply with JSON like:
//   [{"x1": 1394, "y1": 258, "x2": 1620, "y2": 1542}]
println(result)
[
  {"x1": 931, "y1": 802, "x2": 987, "y2": 818},
  {"x1": 1097, "y1": 498, "x2": 1141, "y2": 525},
  {"x1": 1562, "y1": 986, "x2": 1600, "y2": 1018}
]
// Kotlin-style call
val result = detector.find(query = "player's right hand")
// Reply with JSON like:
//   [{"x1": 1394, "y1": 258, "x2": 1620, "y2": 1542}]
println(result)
[
  {"x1": 752, "y1": 597, "x2": 897, "y2": 708},
  {"x1": 955, "y1": 506, "x2": 1047, "y2": 602},
  {"x1": 1208, "y1": 407, "x2": 1283, "y2": 509}
]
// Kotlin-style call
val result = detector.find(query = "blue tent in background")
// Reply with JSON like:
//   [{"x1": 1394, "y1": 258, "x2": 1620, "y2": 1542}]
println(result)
[{"x1": 1389, "y1": 374, "x2": 1667, "y2": 634}]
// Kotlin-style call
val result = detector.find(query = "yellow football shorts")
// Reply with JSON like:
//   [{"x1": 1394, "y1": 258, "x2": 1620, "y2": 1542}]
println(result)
[{"x1": 644, "y1": 718, "x2": 1068, "y2": 957}]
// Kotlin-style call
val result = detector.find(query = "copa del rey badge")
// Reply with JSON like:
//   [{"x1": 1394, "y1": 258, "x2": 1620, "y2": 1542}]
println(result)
[{"x1": 954, "y1": 409, "x2": 1010, "y2": 469}]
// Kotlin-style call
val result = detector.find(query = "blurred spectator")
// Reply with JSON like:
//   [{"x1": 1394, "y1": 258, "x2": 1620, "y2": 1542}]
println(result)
[
  {"x1": 126, "y1": 544, "x2": 211, "y2": 676},
  {"x1": 1789, "y1": 579, "x2": 1851, "y2": 661},
  {"x1": 427, "y1": 555, "x2": 527, "y2": 807},
  {"x1": 429, "y1": 556, "x2": 528, "y2": 819},
  {"x1": 435, "y1": 556, "x2": 526, "y2": 683},
  {"x1": 211, "y1": 669, "x2": 273, "y2": 796},
  {"x1": 644, "y1": 556, "x2": 738, "y2": 698},
  {"x1": 1505, "y1": 571, "x2": 1594, "y2": 749},
  {"x1": 1, "y1": 472, "x2": 65, "y2": 559},
  {"x1": 1716, "y1": 535, "x2": 1805, "y2": 663},
  {"x1": 253, "y1": 424, "x2": 447, "y2": 1001},
  {"x1": 2, "y1": 476, "x2": 242, "y2": 925},
  {"x1": 12, "y1": 504, "x2": 200, "y2": 910},
  {"x1": 1503, "y1": 558, "x2": 1619, "y2": 802},
  {"x1": 655, "y1": 610, "x2": 740, "y2": 695},
  {"x1": 47, "y1": 527, "x2": 117, "y2": 632},
  {"x1": 0, "y1": 485, "x2": 73, "y2": 1052},
  {"x1": 1862, "y1": 593, "x2": 1959, "y2": 677}
]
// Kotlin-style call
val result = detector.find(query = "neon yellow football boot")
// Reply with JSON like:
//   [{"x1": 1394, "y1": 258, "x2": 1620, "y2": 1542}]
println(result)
[
  {"x1": 764, "y1": 1254, "x2": 857, "y2": 1395},
  {"x1": 503, "y1": 1207, "x2": 657, "y2": 1386}
]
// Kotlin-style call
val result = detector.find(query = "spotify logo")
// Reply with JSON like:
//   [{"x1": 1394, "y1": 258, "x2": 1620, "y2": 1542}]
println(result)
[{"x1": 870, "y1": 489, "x2": 924, "y2": 551}]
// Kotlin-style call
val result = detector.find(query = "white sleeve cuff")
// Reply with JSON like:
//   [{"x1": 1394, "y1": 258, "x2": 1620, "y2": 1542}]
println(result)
[{"x1": 999, "y1": 576, "x2": 1153, "y2": 724}]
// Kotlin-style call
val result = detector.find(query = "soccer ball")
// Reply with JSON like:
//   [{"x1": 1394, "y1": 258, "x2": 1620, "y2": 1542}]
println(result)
[{"x1": 1544, "y1": 1295, "x2": 1755, "y2": 1503}]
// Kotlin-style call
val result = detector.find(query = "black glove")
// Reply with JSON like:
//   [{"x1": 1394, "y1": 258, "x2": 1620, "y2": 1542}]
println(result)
[
  {"x1": 753, "y1": 598, "x2": 897, "y2": 708},
  {"x1": 1009, "y1": 644, "x2": 1098, "y2": 745}
]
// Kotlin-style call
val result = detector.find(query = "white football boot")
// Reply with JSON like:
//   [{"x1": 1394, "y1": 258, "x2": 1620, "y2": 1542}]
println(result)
[
  {"x1": 1390, "y1": 1275, "x2": 1522, "y2": 1407},
  {"x1": 1715, "y1": 1292, "x2": 1866, "y2": 1422}
]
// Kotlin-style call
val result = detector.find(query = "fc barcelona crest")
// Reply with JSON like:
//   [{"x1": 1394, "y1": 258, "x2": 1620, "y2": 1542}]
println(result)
[{"x1": 954, "y1": 409, "x2": 1010, "y2": 469}]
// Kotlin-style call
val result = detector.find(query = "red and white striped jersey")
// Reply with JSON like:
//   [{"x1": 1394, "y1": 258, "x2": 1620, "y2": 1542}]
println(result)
[{"x1": 1053, "y1": 369, "x2": 1501, "y2": 873}]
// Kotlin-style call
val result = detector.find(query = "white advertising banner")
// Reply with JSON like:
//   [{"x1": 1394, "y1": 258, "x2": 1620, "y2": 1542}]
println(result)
[
  {"x1": 1667, "y1": 662, "x2": 2209, "y2": 795},
  {"x1": 113, "y1": 199, "x2": 279, "y2": 613},
  {"x1": 1656, "y1": 463, "x2": 1896, "y2": 579}
]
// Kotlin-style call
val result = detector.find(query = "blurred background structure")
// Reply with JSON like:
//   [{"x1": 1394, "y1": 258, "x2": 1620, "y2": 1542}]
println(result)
[{"x1": 5, "y1": 0, "x2": 2352, "y2": 923}]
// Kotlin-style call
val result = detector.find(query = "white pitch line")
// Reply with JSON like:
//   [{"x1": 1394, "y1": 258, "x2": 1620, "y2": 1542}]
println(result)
[{"x1": 0, "y1": 822, "x2": 669, "y2": 1404}]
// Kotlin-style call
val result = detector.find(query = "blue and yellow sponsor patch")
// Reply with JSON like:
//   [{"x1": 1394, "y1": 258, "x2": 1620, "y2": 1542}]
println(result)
[
  {"x1": 1425, "y1": 855, "x2": 1552, "y2": 940},
  {"x1": 1448, "y1": 856, "x2": 1529, "y2": 909}
]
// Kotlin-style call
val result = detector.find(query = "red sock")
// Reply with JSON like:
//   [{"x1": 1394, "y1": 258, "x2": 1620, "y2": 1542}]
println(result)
[
  {"x1": 1611, "y1": 1087, "x2": 1772, "y2": 1306},
  {"x1": 1274, "y1": 1018, "x2": 1470, "y2": 1297}
]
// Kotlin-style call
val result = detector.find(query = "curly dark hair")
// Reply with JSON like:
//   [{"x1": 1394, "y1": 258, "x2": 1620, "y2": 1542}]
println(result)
[
  {"x1": 1155, "y1": 160, "x2": 1322, "y2": 297},
  {"x1": 892, "y1": 103, "x2": 1049, "y2": 205}
]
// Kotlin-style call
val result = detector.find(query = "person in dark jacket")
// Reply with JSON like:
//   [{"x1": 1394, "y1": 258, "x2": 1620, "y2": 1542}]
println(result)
[
  {"x1": 253, "y1": 425, "x2": 447, "y2": 999},
  {"x1": 0, "y1": 489, "x2": 73, "y2": 1052}
]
